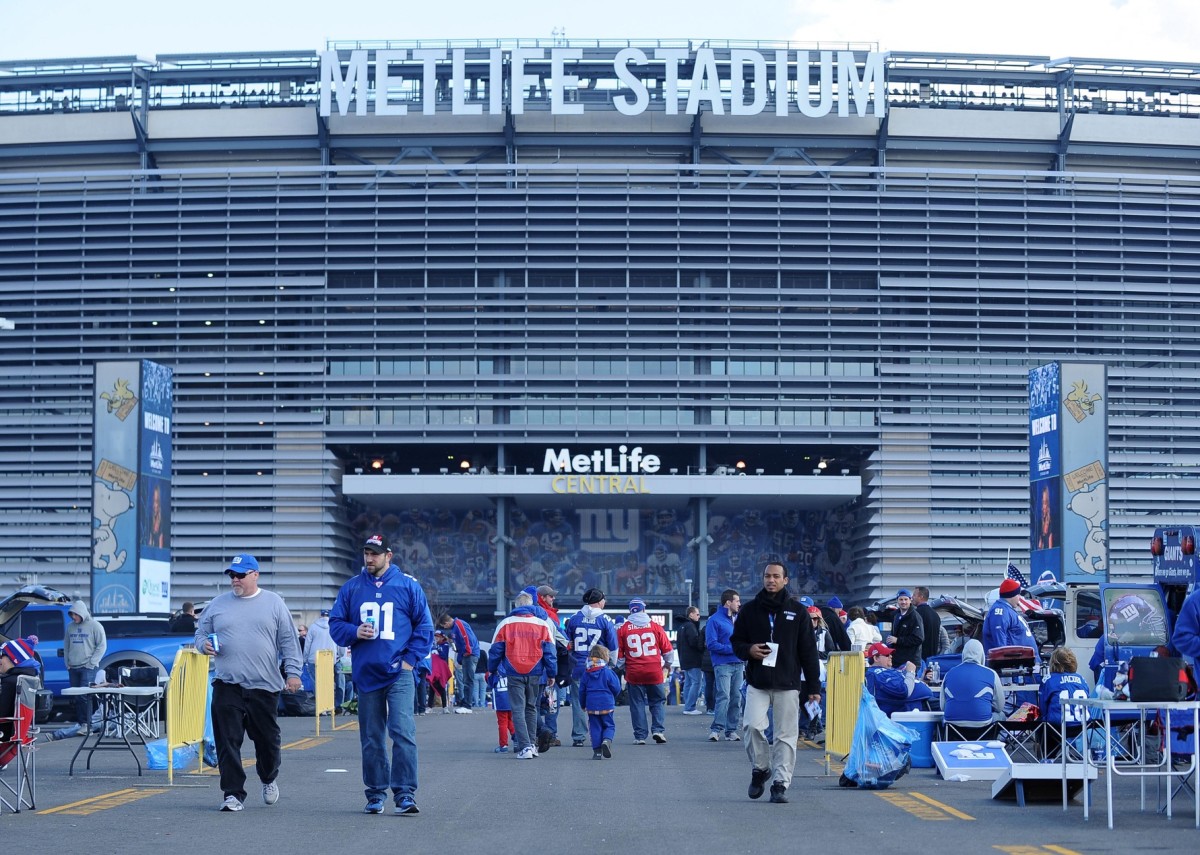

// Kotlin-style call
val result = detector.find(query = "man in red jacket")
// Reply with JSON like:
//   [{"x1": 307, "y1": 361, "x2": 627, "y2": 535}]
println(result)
[{"x1": 617, "y1": 598, "x2": 673, "y2": 744}]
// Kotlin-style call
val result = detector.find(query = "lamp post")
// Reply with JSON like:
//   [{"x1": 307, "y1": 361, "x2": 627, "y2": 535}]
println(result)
[{"x1": 685, "y1": 578, "x2": 693, "y2": 610}]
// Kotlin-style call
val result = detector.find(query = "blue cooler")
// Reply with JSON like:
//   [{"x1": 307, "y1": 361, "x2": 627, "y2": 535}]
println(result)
[{"x1": 892, "y1": 711, "x2": 941, "y2": 768}]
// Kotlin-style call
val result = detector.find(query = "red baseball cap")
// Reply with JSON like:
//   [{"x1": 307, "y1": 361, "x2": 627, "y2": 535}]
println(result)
[{"x1": 866, "y1": 642, "x2": 895, "y2": 659}]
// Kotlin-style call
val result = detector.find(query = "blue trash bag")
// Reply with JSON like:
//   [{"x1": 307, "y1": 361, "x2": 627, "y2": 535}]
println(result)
[
  {"x1": 202, "y1": 680, "x2": 217, "y2": 767},
  {"x1": 146, "y1": 738, "x2": 199, "y2": 770},
  {"x1": 841, "y1": 687, "x2": 919, "y2": 790}
]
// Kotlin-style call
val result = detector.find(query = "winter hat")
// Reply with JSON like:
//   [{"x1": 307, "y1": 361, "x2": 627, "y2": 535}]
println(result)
[
  {"x1": 0, "y1": 637, "x2": 35, "y2": 667},
  {"x1": 583, "y1": 588, "x2": 605, "y2": 605},
  {"x1": 628, "y1": 598, "x2": 646, "y2": 613},
  {"x1": 999, "y1": 579, "x2": 1021, "y2": 597},
  {"x1": 828, "y1": 596, "x2": 844, "y2": 609},
  {"x1": 522, "y1": 585, "x2": 539, "y2": 601}
]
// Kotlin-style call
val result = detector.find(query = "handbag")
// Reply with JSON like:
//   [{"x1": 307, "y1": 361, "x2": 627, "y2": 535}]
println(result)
[{"x1": 1128, "y1": 656, "x2": 1190, "y2": 702}]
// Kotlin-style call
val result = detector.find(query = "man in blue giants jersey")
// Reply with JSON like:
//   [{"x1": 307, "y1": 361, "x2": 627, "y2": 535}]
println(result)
[
  {"x1": 564, "y1": 588, "x2": 619, "y2": 747},
  {"x1": 329, "y1": 533, "x2": 435, "y2": 817}
]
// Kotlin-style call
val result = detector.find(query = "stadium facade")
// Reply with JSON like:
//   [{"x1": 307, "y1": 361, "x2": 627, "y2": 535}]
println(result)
[{"x1": 3, "y1": 39, "x2": 1200, "y2": 620}]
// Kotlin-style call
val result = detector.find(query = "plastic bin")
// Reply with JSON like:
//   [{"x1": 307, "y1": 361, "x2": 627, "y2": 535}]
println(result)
[{"x1": 892, "y1": 711, "x2": 942, "y2": 768}]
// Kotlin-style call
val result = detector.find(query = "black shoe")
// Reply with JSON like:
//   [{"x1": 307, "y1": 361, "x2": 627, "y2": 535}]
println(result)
[
  {"x1": 769, "y1": 783, "x2": 788, "y2": 804},
  {"x1": 592, "y1": 750, "x2": 604, "y2": 760},
  {"x1": 537, "y1": 729, "x2": 553, "y2": 754},
  {"x1": 601, "y1": 739, "x2": 612, "y2": 758},
  {"x1": 748, "y1": 767, "x2": 770, "y2": 800}
]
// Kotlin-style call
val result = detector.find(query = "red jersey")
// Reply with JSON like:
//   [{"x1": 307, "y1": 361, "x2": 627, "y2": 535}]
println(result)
[{"x1": 618, "y1": 619, "x2": 673, "y2": 685}]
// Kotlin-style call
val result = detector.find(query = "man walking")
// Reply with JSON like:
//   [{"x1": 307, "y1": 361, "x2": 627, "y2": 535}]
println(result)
[
  {"x1": 436, "y1": 611, "x2": 479, "y2": 711},
  {"x1": 490, "y1": 591, "x2": 556, "y2": 759},
  {"x1": 617, "y1": 598, "x2": 673, "y2": 744},
  {"x1": 329, "y1": 533, "x2": 434, "y2": 815},
  {"x1": 195, "y1": 553, "x2": 303, "y2": 813},
  {"x1": 65, "y1": 600, "x2": 106, "y2": 732},
  {"x1": 678, "y1": 605, "x2": 705, "y2": 714},
  {"x1": 565, "y1": 588, "x2": 618, "y2": 746},
  {"x1": 706, "y1": 589, "x2": 743, "y2": 741},
  {"x1": 731, "y1": 562, "x2": 822, "y2": 804}
]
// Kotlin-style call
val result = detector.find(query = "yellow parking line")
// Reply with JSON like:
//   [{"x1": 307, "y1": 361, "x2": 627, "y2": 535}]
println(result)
[
  {"x1": 874, "y1": 791, "x2": 957, "y2": 820},
  {"x1": 908, "y1": 791, "x2": 975, "y2": 820},
  {"x1": 40, "y1": 787, "x2": 169, "y2": 815},
  {"x1": 1043, "y1": 847, "x2": 1083, "y2": 855},
  {"x1": 284, "y1": 737, "x2": 331, "y2": 750},
  {"x1": 994, "y1": 848, "x2": 1082, "y2": 855}
]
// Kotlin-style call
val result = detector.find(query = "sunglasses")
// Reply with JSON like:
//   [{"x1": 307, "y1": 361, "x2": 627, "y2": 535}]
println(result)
[{"x1": 226, "y1": 570, "x2": 255, "y2": 580}]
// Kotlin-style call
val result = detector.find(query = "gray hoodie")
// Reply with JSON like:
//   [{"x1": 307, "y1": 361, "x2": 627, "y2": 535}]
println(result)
[{"x1": 65, "y1": 600, "x2": 107, "y2": 670}]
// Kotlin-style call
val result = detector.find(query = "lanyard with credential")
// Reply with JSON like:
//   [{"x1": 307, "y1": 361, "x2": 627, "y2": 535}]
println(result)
[{"x1": 768, "y1": 613, "x2": 775, "y2": 643}]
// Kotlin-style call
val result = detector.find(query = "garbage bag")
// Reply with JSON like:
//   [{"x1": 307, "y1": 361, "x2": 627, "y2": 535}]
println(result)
[
  {"x1": 843, "y1": 687, "x2": 918, "y2": 790},
  {"x1": 146, "y1": 738, "x2": 199, "y2": 770}
]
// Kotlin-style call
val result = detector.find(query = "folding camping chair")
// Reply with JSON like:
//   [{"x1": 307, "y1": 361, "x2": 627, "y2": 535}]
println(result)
[
  {"x1": 0, "y1": 674, "x2": 39, "y2": 813},
  {"x1": 118, "y1": 666, "x2": 164, "y2": 739}
]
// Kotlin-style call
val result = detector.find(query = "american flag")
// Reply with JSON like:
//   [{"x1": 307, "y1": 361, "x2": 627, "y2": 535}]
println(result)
[{"x1": 1005, "y1": 564, "x2": 1042, "y2": 612}]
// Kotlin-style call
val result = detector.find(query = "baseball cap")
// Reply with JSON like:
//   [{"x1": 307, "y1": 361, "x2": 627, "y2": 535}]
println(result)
[
  {"x1": 583, "y1": 588, "x2": 605, "y2": 605},
  {"x1": 537, "y1": 584, "x2": 558, "y2": 600},
  {"x1": 896, "y1": 589, "x2": 912, "y2": 599},
  {"x1": 226, "y1": 553, "x2": 259, "y2": 574},
  {"x1": 798, "y1": 596, "x2": 814, "y2": 608},
  {"x1": 807, "y1": 606, "x2": 821, "y2": 617},
  {"x1": 866, "y1": 642, "x2": 895, "y2": 659},
  {"x1": 629, "y1": 598, "x2": 646, "y2": 613},
  {"x1": 0, "y1": 637, "x2": 35, "y2": 667},
  {"x1": 999, "y1": 578, "x2": 1021, "y2": 596},
  {"x1": 363, "y1": 533, "x2": 390, "y2": 554},
  {"x1": 319, "y1": 609, "x2": 331, "y2": 617}
]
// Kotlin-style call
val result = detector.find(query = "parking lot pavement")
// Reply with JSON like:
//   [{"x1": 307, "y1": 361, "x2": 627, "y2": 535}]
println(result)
[{"x1": 6, "y1": 705, "x2": 1198, "y2": 853}]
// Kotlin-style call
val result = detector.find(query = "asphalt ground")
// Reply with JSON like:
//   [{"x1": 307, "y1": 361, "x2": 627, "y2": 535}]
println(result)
[{"x1": 4, "y1": 703, "x2": 1198, "y2": 854}]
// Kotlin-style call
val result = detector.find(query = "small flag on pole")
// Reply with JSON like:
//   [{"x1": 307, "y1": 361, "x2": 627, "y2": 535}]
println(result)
[
  {"x1": 1006, "y1": 564, "x2": 1029, "y2": 587},
  {"x1": 1006, "y1": 564, "x2": 1041, "y2": 611}
]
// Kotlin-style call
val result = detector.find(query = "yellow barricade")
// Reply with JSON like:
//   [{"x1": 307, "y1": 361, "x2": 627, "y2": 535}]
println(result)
[
  {"x1": 313, "y1": 649, "x2": 336, "y2": 735},
  {"x1": 165, "y1": 648, "x2": 211, "y2": 785},
  {"x1": 824, "y1": 650, "x2": 866, "y2": 773}
]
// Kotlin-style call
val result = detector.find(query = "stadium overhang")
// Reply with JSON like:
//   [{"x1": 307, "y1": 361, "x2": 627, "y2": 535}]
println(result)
[{"x1": 343, "y1": 472, "x2": 861, "y2": 513}]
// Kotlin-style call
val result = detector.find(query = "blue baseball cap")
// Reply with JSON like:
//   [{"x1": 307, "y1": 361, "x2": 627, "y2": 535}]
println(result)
[
  {"x1": 226, "y1": 553, "x2": 259, "y2": 574},
  {"x1": 798, "y1": 596, "x2": 814, "y2": 608},
  {"x1": 897, "y1": 589, "x2": 912, "y2": 599}
]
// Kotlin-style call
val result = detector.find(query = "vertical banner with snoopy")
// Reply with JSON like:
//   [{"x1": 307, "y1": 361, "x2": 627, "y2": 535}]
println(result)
[
  {"x1": 92, "y1": 360, "x2": 173, "y2": 615},
  {"x1": 1028, "y1": 362, "x2": 1108, "y2": 586}
]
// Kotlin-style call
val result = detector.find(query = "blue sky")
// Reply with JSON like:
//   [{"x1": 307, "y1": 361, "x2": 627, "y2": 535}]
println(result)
[{"x1": 2, "y1": 0, "x2": 1196, "y2": 63}]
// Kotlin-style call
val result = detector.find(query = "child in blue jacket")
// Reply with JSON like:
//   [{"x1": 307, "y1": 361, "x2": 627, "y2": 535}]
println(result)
[{"x1": 578, "y1": 643, "x2": 621, "y2": 759}]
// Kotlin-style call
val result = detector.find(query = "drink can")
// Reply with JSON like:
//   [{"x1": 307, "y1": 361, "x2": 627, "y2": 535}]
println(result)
[
  {"x1": 365, "y1": 617, "x2": 376, "y2": 634},
  {"x1": 208, "y1": 632, "x2": 220, "y2": 653}
]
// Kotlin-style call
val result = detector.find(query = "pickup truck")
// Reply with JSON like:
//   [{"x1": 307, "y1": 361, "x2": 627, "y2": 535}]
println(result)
[{"x1": 0, "y1": 584, "x2": 196, "y2": 715}]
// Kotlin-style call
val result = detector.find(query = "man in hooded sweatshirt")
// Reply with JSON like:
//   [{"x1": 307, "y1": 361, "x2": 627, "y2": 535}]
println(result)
[
  {"x1": 565, "y1": 588, "x2": 618, "y2": 746},
  {"x1": 617, "y1": 597, "x2": 673, "y2": 744},
  {"x1": 941, "y1": 639, "x2": 1005, "y2": 740},
  {"x1": 730, "y1": 561, "x2": 822, "y2": 805},
  {"x1": 65, "y1": 600, "x2": 106, "y2": 731}
]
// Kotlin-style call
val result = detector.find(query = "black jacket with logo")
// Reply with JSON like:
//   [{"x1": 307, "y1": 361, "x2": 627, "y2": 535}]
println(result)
[
  {"x1": 730, "y1": 588, "x2": 822, "y2": 696},
  {"x1": 677, "y1": 618, "x2": 705, "y2": 671}
]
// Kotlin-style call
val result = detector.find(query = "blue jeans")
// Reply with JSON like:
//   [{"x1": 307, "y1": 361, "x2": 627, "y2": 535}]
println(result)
[
  {"x1": 357, "y1": 673, "x2": 417, "y2": 802},
  {"x1": 69, "y1": 667, "x2": 97, "y2": 725},
  {"x1": 473, "y1": 673, "x2": 487, "y2": 708},
  {"x1": 710, "y1": 662, "x2": 744, "y2": 736},
  {"x1": 627, "y1": 682, "x2": 666, "y2": 740},
  {"x1": 456, "y1": 654, "x2": 479, "y2": 707},
  {"x1": 683, "y1": 667, "x2": 703, "y2": 711}
]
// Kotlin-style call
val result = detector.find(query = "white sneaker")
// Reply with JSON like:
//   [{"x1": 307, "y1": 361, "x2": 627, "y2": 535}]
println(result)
[
  {"x1": 220, "y1": 795, "x2": 244, "y2": 812},
  {"x1": 682, "y1": 710, "x2": 703, "y2": 716},
  {"x1": 516, "y1": 746, "x2": 535, "y2": 759},
  {"x1": 454, "y1": 706, "x2": 472, "y2": 714},
  {"x1": 262, "y1": 781, "x2": 279, "y2": 805}
]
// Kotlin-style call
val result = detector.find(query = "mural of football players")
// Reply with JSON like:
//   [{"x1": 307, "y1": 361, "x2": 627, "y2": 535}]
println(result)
[
  {"x1": 529, "y1": 508, "x2": 575, "y2": 558},
  {"x1": 731, "y1": 508, "x2": 770, "y2": 553},
  {"x1": 393, "y1": 524, "x2": 431, "y2": 574},
  {"x1": 647, "y1": 541, "x2": 683, "y2": 594},
  {"x1": 644, "y1": 507, "x2": 687, "y2": 554},
  {"x1": 615, "y1": 550, "x2": 644, "y2": 596}
]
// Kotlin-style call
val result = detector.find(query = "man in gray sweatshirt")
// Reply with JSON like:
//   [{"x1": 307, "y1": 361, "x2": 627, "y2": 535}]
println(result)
[
  {"x1": 195, "y1": 553, "x2": 303, "y2": 813},
  {"x1": 65, "y1": 600, "x2": 106, "y2": 730}
]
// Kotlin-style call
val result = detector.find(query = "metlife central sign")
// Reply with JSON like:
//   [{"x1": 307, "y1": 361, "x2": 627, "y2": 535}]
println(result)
[{"x1": 319, "y1": 47, "x2": 886, "y2": 120}]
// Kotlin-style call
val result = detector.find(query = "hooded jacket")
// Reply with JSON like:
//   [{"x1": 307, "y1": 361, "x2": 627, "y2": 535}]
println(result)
[
  {"x1": 617, "y1": 611, "x2": 673, "y2": 685},
  {"x1": 705, "y1": 606, "x2": 741, "y2": 667},
  {"x1": 942, "y1": 639, "x2": 1005, "y2": 727},
  {"x1": 490, "y1": 605, "x2": 556, "y2": 678},
  {"x1": 65, "y1": 600, "x2": 106, "y2": 670},
  {"x1": 730, "y1": 588, "x2": 821, "y2": 695},
  {"x1": 565, "y1": 605, "x2": 619, "y2": 680}
]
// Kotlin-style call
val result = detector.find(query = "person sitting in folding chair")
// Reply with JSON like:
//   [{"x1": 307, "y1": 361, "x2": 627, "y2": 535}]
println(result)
[
  {"x1": 0, "y1": 638, "x2": 40, "y2": 766},
  {"x1": 1039, "y1": 647, "x2": 1090, "y2": 759},
  {"x1": 942, "y1": 639, "x2": 1006, "y2": 741}
]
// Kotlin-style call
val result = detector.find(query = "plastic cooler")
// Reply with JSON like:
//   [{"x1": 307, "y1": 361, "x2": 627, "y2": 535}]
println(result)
[{"x1": 892, "y1": 710, "x2": 941, "y2": 768}]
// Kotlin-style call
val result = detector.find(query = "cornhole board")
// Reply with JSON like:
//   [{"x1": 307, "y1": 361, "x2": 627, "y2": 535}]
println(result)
[
  {"x1": 933, "y1": 740, "x2": 1011, "y2": 781},
  {"x1": 991, "y1": 762, "x2": 1097, "y2": 808}
]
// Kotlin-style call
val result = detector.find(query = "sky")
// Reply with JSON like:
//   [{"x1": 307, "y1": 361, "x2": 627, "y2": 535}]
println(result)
[{"x1": 2, "y1": 0, "x2": 1198, "y2": 64}]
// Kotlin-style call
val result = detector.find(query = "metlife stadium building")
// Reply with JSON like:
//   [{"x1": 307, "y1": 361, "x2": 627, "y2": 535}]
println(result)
[{"x1": 2, "y1": 39, "x2": 1200, "y2": 619}]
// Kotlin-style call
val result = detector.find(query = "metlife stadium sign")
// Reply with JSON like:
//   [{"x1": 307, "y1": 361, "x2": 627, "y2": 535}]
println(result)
[{"x1": 319, "y1": 47, "x2": 886, "y2": 119}]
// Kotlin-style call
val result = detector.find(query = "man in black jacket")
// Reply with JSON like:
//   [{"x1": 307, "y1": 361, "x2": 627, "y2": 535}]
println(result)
[
  {"x1": 913, "y1": 586, "x2": 941, "y2": 670},
  {"x1": 678, "y1": 606, "x2": 705, "y2": 714},
  {"x1": 886, "y1": 589, "x2": 924, "y2": 671},
  {"x1": 731, "y1": 562, "x2": 822, "y2": 805}
]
